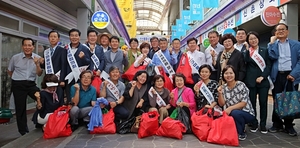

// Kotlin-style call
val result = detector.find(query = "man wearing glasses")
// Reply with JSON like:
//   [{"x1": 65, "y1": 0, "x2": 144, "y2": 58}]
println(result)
[{"x1": 268, "y1": 23, "x2": 300, "y2": 136}]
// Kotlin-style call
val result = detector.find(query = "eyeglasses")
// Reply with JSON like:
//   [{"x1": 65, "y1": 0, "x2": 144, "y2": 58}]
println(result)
[{"x1": 276, "y1": 28, "x2": 287, "y2": 32}]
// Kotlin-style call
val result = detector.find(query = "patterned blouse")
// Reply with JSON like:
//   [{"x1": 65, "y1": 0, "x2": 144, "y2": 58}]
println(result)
[
  {"x1": 195, "y1": 80, "x2": 219, "y2": 111},
  {"x1": 222, "y1": 81, "x2": 255, "y2": 116}
]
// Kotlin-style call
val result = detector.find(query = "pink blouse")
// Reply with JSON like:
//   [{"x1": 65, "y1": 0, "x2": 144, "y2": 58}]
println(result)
[{"x1": 170, "y1": 86, "x2": 196, "y2": 116}]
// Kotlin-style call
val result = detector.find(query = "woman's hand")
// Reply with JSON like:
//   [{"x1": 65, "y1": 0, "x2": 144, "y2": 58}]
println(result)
[
  {"x1": 136, "y1": 101, "x2": 143, "y2": 108},
  {"x1": 169, "y1": 92, "x2": 174, "y2": 99},
  {"x1": 151, "y1": 88, "x2": 156, "y2": 95},
  {"x1": 110, "y1": 102, "x2": 117, "y2": 108},
  {"x1": 205, "y1": 104, "x2": 213, "y2": 108},
  {"x1": 224, "y1": 107, "x2": 233, "y2": 115},
  {"x1": 256, "y1": 76, "x2": 264, "y2": 83},
  {"x1": 177, "y1": 102, "x2": 187, "y2": 108},
  {"x1": 217, "y1": 86, "x2": 223, "y2": 94},
  {"x1": 131, "y1": 81, "x2": 137, "y2": 88},
  {"x1": 166, "y1": 104, "x2": 171, "y2": 109}
]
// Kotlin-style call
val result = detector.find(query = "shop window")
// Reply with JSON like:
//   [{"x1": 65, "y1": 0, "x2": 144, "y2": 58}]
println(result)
[
  {"x1": 23, "y1": 23, "x2": 38, "y2": 36},
  {"x1": 0, "y1": 14, "x2": 19, "y2": 31}
]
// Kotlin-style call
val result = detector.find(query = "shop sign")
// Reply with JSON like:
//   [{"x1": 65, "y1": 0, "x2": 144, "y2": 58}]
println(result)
[
  {"x1": 240, "y1": 0, "x2": 279, "y2": 24},
  {"x1": 91, "y1": 11, "x2": 110, "y2": 29},
  {"x1": 203, "y1": 38, "x2": 210, "y2": 48},
  {"x1": 261, "y1": 6, "x2": 281, "y2": 26},
  {"x1": 216, "y1": 16, "x2": 235, "y2": 34}
]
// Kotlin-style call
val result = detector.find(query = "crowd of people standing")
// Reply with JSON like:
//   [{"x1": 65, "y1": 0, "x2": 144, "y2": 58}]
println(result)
[{"x1": 8, "y1": 23, "x2": 300, "y2": 140}]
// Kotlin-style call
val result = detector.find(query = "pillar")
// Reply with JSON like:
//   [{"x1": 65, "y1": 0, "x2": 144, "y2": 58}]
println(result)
[
  {"x1": 77, "y1": 8, "x2": 90, "y2": 43},
  {"x1": 283, "y1": 4, "x2": 298, "y2": 40}
]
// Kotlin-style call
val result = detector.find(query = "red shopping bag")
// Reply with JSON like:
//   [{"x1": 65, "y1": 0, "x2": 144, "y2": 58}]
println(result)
[
  {"x1": 122, "y1": 64, "x2": 147, "y2": 81},
  {"x1": 191, "y1": 108, "x2": 213, "y2": 141},
  {"x1": 158, "y1": 66, "x2": 174, "y2": 92},
  {"x1": 138, "y1": 111, "x2": 159, "y2": 138},
  {"x1": 43, "y1": 106, "x2": 72, "y2": 139},
  {"x1": 90, "y1": 109, "x2": 116, "y2": 134},
  {"x1": 207, "y1": 111, "x2": 239, "y2": 146},
  {"x1": 176, "y1": 54, "x2": 194, "y2": 84},
  {"x1": 156, "y1": 117, "x2": 186, "y2": 139},
  {"x1": 91, "y1": 75, "x2": 102, "y2": 97}
]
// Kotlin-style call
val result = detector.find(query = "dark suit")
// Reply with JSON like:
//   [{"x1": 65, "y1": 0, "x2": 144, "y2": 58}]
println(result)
[
  {"x1": 85, "y1": 44, "x2": 105, "y2": 72},
  {"x1": 41, "y1": 46, "x2": 67, "y2": 81},
  {"x1": 104, "y1": 49, "x2": 128, "y2": 74},
  {"x1": 65, "y1": 43, "x2": 91, "y2": 102},
  {"x1": 244, "y1": 47, "x2": 271, "y2": 128},
  {"x1": 214, "y1": 49, "x2": 246, "y2": 82}
]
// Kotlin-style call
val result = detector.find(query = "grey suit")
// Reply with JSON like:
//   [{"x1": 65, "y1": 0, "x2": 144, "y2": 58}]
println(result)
[{"x1": 104, "y1": 49, "x2": 128, "y2": 74}]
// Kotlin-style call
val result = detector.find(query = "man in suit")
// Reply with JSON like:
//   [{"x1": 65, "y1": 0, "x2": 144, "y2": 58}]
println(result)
[
  {"x1": 234, "y1": 28, "x2": 248, "y2": 57},
  {"x1": 268, "y1": 23, "x2": 300, "y2": 136},
  {"x1": 104, "y1": 36, "x2": 128, "y2": 75},
  {"x1": 85, "y1": 29, "x2": 105, "y2": 76},
  {"x1": 41, "y1": 30, "x2": 67, "y2": 87},
  {"x1": 65, "y1": 28, "x2": 91, "y2": 102}
]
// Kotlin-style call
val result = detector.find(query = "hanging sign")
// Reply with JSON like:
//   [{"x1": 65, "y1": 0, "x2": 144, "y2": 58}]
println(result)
[
  {"x1": 91, "y1": 11, "x2": 110, "y2": 29},
  {"x1": 261, "y1": 6, "x2": 282, "y2": 26}
]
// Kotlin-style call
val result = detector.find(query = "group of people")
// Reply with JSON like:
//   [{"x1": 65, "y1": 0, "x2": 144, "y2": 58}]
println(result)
[{"x1": 8, "y1": 23, "x2": 299, "y2": 141}]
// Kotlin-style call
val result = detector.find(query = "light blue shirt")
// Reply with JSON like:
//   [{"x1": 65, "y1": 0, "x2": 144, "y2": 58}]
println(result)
[
  {"x1": 152, "y1": 49, "x2": 176, "y2": 73},
  {"x1": 278, "y1": 39, "x2": 292, "y2": 71},
  {"x1": 8, "y1": 52, "x2": 41, "y2": 81}
]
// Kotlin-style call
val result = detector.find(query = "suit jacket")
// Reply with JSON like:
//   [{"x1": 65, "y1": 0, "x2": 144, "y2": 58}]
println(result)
[
  {"x1": 86, "y1": 44, "x2": 105, "y2": 71},
  {"x1": 214, "y1": 49, "x2": 246, "y2": 82},
  {"x1": 104, "y1": 49, "x2": 128, "y2": 73},
  {"x1": 170, "y1": 86, "x2": 196, "y2": 116},
  {"x1": 41, "y1": 46, "x2": 67, "y2": 81},
  {"x1": 66, "y1": 43, "x2": 91, "y2": 75},
  {"x1": 244, "y1": 47, "x2": 271, "y2": 88},
  {"x1": 268, "y1": 39, "x2": 300, "y2": 85}
]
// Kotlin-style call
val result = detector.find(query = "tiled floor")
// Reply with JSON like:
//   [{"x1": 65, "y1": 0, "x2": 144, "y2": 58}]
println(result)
[{"x1": 1, "y1": 96, "x2": 300, "y2": 148}]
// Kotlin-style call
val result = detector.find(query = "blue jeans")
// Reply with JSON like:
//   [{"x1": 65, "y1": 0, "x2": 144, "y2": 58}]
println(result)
[{"x1": 230, "y1": 110, "x2": 256, "y2": 135}]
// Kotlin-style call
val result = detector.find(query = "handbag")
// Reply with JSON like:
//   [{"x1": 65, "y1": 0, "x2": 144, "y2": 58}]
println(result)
[
  {"x1": 130, "y1": 115, "x2": 142, "y2": 133},
  {"x1": 177, "y1": 107, "x2": 192, "y2": 134},
  {"x1": 275, "y1": 82, "x2": 300, "y2": 119},
  {"x1": 43, "y1": 106, "x2": 72, "y2": 139},
  {"x1": 191, "y1": 108, "x2": 213, "y2": 141},
  {"x1": 157, "y1": 66, "x2": 174, "y2": 92},
  {"x1": 116, "y1": 116, "x2": 136, "y2": 134},
  {"x1": 122, "y1": 63, "x2": 147, "y2": 81},
  {"x1": 0, "y1": 108, "x2": 13, "y2": 124},
  {"x1": 207, "y1": 111, "x2": 239, "y2": 146},
  {"x1": 90, "y1": 109, "x2": 116, "y2": 134},
  {"x1": 156, "y1": 117, "x2": 186, "y2": 139},
  {"x1": 91, "y1": 73, "x2": 102, "y2": 97},
  {"x1": 138, "y1": 111, "x2": 159, "y2": 138},
  {"x1": 176, "y1": 54, "x2": 194, "y2": 84}
]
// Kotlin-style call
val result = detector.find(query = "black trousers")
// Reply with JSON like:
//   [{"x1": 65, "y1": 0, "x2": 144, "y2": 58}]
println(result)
[
  {"x1": 271, "y1": 71, "x2": 298, "y2": 128},
  {"x1": 249, "y1": 86, "x2": 268, "y2": 127},
  {"x1": 11, "y1": 80, "x2": 40, "y2": 135}
]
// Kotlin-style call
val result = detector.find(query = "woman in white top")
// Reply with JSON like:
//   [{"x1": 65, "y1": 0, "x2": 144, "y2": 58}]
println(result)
[{"x1": 134, "y1": 42, "x2": 152, "y2": 67}]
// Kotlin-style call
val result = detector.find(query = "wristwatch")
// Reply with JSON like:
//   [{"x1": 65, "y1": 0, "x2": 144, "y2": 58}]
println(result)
[{"x1": 115, "y1": 101, "x2": 119, "y2": 105}]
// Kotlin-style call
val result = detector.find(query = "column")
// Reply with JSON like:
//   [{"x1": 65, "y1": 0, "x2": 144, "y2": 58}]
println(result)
[
  {"x1": 77, "y1": 8, "x2": 90, "y2": 43},
  {"x1": 283, "y1": 4, "x2": 298, "y2": 40}
]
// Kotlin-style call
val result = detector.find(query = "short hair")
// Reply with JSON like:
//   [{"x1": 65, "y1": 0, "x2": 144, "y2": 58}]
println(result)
[
  {"x1": 236, "y1": 28, "x2": 247, "y2": 34},
  {"x1": 129, "y1": 38, "x2": 139, "y2": 44},
  {"x1": 22, "y1": 38, "x2": 35, "y2": 46},
  {"x1": 48, "y1": 30, "x2": 60, "y2": 38},
  {"x1": 87, "y1": 29, "x2": 98, "y2": 36},
  {"x1": 159, "y1": 37, "x2": 168, "y2": 42},
  {"x1": 150, "y1": 36, "x2": 159, "y2": 42},
  {"x1": 109, "y1": 36, "x2": 120, "y2": 42},
  {"x1": 221, "y1": 65, "x2": 238, "y2": 82},
  {"x1": 79, "y1": 70, "x2": 94, "y2": 81},
  {"x1": 198, "y1": 64, "x2": 212, "y2": 74},
  {"x1": 208, "y1": 30, "x2": 219, "y2": 37},
  {"x1": 172, "y1": 38, "x2": 180, "y2": 43},
  {"x1": 69, "y1": 28, "x2": 81, "y2": 36},
  {"x1": 246, "y1": 31, "x2": 260, "y2": 45},
  {"x1": 275, "y1": 23, "x2": 289, "y2": 30},
  {"x1": 221, "y1": 34, "x2": 237, "y2": 45},
  {"x1": 132, "y1": 70, "x2": 148, "y2": 85},
  {"x1": 187, "y1": 37, "x2": 197, "y2": 44},
  {"x1": 108, "y1": 66, "x2": 119, "y2": 74},
  {"x1": 41, "y1": 74, "x2": 59, "y2": 89},
  {"x1": 152, "y1": 75, "x2": 165, "y2": 86},
  {"x1": 173, "y1": 73, "x2": 186, "y2": 86},
  {"x1": 139, "y1": 42, "x2": 150, "y2": 50}
]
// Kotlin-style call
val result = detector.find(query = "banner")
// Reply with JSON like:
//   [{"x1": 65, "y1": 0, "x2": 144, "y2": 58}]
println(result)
[
  {"x1": 182, "y1": 10, "x2": 191, "y2": 26},
  {"x1": 203, "y1": 0, "x2": 219, "y2": 8},
  {"x1": 190, "y1": 0, "x2": 204, "y2": 21}
]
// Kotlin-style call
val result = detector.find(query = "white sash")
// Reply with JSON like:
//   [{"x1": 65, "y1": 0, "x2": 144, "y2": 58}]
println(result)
[
  {"x1": 148, "y1": 87, "x2": 166, "y2": 107},
  {"x1": 100, "y1": 71, "x2": 120, "y2": 100},
  {"x1": 197, "y1": 81, "x2": 223, "y2": 114},
  {"x1": 251, "y1": 50, "x2": 274, "y2": 90},
  {"x1": 83, "y1": 44, "x2": 100, "y2": 69},
  {"x1": 187, "y1": 52, "x2": 201, "y2": 74},
  {"x1": 44, "y1": 48, "x2": 61, "y2": 79},
  {"x1": 65, "y1": 45, "x2": 88, "y2": 84},
  {"x1": 156, "y1": 50, "x2": 176, "y2": 76}
]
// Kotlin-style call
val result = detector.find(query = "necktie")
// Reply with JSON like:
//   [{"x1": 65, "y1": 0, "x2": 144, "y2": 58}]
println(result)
[{"x1": 50, "y1": 48, "x2": 54, "y2": 56}]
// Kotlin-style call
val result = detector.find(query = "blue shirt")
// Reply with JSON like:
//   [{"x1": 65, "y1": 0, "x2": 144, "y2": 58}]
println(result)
[
  {"x1": 278, "y1": 39, "x2": 292, "y2": 71},
  {"x1": 152, "y1": 49, "x2": 176, "y2": 73},
  {"x1": 70, "y1": 83, "x2": 96, "y2": 108}
]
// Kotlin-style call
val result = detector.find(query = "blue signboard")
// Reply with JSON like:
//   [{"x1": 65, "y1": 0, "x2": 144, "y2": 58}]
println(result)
[{"x1": 91, "y1": 11, "x2": 110, "y2": 29}]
